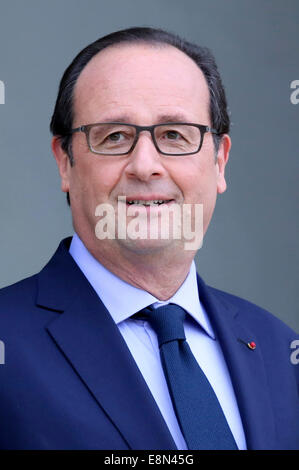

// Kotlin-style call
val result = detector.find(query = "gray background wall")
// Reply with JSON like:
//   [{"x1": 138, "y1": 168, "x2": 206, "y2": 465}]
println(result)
[{"x1": 0, "y1": 0, "x2": 298, "y2": 331}]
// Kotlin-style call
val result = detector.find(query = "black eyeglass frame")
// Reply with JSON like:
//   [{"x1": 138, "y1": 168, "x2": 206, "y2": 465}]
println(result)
[{"x1": 68, "y1": 122, "x2": 220, "y2": 156}]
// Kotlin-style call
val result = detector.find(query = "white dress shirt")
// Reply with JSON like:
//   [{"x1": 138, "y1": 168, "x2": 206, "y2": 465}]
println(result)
[{"x1": 69, "y1": 233, "x2": 247, "y2": 450}]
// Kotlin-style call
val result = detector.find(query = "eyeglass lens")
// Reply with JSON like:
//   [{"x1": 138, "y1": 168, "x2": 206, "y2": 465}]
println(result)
[{"x1": 88, "y1": 123, "x2": 202, "y2": 155}]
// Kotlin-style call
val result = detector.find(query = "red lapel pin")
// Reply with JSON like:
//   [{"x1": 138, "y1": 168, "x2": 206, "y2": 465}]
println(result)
[{"x1": 238, "y1": 338, "x2": 256, "y2": 350}]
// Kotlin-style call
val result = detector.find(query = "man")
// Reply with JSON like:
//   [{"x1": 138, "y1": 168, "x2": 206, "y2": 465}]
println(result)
[{"x1": 0, "y1": 27, "x2": 298, "y2": 450}]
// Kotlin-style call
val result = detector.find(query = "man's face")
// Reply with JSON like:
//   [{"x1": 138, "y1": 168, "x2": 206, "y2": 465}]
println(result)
[{"x1": 53, "y1": 43, "x2": 230, "y2": 258}]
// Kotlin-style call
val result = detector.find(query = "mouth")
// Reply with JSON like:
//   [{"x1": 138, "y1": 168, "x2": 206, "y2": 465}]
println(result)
[{"x1": 126, "y1": 199, "x2": 174, "y2": 207}]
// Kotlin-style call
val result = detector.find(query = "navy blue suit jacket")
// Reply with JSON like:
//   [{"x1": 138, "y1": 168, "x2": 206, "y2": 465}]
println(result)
[{"x1": 0, "y1": 237, "x2": 298, "y2": 449}]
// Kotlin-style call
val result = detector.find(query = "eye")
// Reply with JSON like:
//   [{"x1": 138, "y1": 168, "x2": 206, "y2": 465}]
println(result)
[
  {"x1": 107, "y1": 132, "x2": 125, "y2": 142},
  {"x1": 164, "y1": 130, "x2": 182, "y2": 140}
]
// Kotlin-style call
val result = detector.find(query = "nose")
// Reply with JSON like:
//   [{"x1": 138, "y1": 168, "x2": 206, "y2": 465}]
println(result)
[{"x1": 124, "y1": 131, "x2": 167, "y2": 182}]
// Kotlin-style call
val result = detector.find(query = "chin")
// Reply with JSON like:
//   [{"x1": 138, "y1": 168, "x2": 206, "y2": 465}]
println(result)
[{"x1": 116, "y1": 237, "x2": 183, "y2": 256}]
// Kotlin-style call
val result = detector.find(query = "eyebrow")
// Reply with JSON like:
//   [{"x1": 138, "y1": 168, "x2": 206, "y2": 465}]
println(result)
[
  {"x1": 98, "y1": 112, "x2": 191, "y2": 124},
  {"x1": 156, "y1": 113, "x2": 191, "y2": 123}
]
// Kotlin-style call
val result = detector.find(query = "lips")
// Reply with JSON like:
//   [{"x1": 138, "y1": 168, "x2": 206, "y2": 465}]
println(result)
[
  {"x1": 126, "y1": 199, "x2": 173, "y2": 206},
  {"x1": 122, "y1": 193, "x2": 176, "y2": 206}
]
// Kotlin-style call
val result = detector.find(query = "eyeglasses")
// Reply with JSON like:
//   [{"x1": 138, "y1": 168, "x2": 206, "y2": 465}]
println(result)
[{"x1": 69, "y1": 122, "x2": 219, "y2": 156}]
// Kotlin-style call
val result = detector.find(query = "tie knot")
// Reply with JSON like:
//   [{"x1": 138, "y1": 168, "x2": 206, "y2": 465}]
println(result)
[{"x1": 142, "y1": 304, "x2": 186, "y2": 347}]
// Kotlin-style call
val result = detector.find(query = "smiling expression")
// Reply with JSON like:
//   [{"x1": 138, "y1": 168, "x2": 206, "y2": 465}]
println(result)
[{"x1": 53, "y1": 43, "x2": 230, "y2": 257}]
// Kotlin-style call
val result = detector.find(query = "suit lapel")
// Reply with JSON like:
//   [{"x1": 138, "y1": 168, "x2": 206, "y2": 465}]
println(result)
[
  {"x1": 36, "y1": 238, "x2": 276, "y2": 449},
  {"x1": 37, "y1": 238, "x2": 176, "y2": 450},
  {"x1": 196, "y1": 274, "x2": 276, "y2": 450}
]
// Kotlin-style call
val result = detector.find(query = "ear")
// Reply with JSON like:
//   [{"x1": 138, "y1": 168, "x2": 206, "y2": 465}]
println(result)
[
  {"x1": 215, "y1": 134, "x2": 231, "y2": 194},
  {"x1": 51, "y1": 136, "x2": 71, "y2": 193}
]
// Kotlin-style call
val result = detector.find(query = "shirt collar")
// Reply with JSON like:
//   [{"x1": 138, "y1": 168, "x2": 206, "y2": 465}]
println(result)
[{"x1": 69, "y1": 233, "x2": 215, "y2": 339}]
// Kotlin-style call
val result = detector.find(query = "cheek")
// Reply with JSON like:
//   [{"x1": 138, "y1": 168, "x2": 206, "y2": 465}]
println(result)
[
  {"x1": 170, "y1": 158, "x2": 218, "y2": 202},
  {"x1": 70, "y1": 157, "x2": 124, "y2": 204}
]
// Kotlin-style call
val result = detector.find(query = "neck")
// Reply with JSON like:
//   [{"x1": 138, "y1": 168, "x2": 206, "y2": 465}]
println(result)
[{"x1": 77, "y1": 233, "x2": 195, "y2": 300}]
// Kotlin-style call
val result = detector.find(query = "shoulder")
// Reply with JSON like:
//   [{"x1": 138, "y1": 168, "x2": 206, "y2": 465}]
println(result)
[
  {"x1": 207, "y1": 284, "x2": 298, "y2": 339},
  {"x1": 0, "y1": 237, "x2": 72, "y2": 320},
  {"x1": 0, "y1": 274, "x2": 42, "y2": 330},
  {"x1": 0, "y1": 275, "x2": 37, "y2": 307},
  {"x1": 206, "y1": 284, "x2": 299, "y2": 398}
]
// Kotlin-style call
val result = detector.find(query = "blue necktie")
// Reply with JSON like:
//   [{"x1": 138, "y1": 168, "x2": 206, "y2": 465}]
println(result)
[{"x1": 140, "y1": 303, "x2": 238, "y2": 450}]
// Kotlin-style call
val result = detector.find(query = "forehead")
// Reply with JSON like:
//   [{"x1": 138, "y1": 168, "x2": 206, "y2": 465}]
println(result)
[{"x1": 73, "y1": 43, "x2": 210, "y2": 124}]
